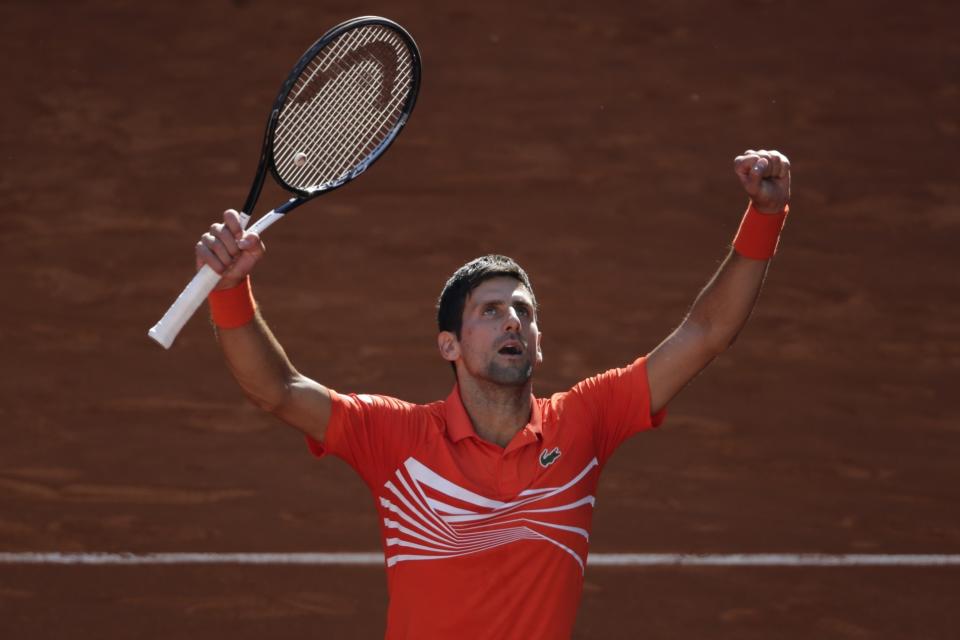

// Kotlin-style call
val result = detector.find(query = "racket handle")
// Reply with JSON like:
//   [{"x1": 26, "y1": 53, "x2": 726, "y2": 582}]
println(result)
[
  {"x1": 147, "y1": 265, "x2": 224, "y2": 349},
  {"x1": 246, "y1": 209, "x2": 286, "y2": 234},
  {"x1": 147, "y1": 209, "x2": 287, "y2": 349}
]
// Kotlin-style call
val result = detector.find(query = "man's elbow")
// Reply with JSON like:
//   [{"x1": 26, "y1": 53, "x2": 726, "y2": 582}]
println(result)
[
  {"x1": 681, "y1": 318, "x2": 730, "y2": 360},
  {"x1": 238, "y1": 376, "x2": 298, "y2": 416},
  {"x1": 708, "y1": 327, "x2": 744, "y2": 355}
]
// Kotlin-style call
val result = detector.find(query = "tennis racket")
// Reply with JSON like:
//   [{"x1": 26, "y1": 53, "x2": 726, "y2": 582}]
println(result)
[{"x1": 148, "y1": 16, "x2": 421, "y2": 349}]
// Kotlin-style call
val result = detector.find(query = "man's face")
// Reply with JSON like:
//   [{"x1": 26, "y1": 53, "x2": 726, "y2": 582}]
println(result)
[{"x1": 438, "y1": 276, "x2": 543, "y2": 386}]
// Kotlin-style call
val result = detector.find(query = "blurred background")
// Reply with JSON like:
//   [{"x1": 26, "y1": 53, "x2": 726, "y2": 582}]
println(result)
[{"x1": 1, "y1": 0, "x2": 957, "y2": 637}]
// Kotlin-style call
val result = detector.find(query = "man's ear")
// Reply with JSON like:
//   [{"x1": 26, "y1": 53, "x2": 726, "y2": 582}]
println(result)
[{"x1": 437, "y1": 331, "x2": 460, "y2": 362}]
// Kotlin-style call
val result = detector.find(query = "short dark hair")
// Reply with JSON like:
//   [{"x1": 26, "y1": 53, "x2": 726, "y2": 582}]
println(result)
[{"x1": 437, "y1": 255, "x2": 537, "y2": 338}]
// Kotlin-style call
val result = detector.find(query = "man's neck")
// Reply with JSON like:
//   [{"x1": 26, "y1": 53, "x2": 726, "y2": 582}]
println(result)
[{"x1": 457, "y1": 375, "x2": 533, "y2": 448}]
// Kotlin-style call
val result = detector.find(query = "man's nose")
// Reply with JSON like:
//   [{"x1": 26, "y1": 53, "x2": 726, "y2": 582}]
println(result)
[{"x1": 503, "y1": 307, "x2": 521, "y2": 332}]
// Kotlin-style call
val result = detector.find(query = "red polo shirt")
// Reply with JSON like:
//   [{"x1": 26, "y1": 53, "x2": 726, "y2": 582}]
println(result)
[{"x1": 306, "y1": 356, "x2": 666, "y2": 639}]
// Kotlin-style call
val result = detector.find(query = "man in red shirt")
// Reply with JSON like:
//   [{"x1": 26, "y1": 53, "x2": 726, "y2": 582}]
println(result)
[{"x1": 195, "y1": 150, "x2": 791, "y2": 638}]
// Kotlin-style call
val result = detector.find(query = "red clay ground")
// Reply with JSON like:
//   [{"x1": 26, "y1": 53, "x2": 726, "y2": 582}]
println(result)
[{"x1": 2, "y1": 0, "x2": 959, "y2": 638}]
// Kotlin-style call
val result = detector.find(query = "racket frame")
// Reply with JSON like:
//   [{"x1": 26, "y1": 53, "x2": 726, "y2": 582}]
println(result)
[
  {"x1": 148, "y1": 16, "x2": 421, "y2": 349},
  {"x1": 242, "y1": 16, "x2": 421, "y2": 218}
]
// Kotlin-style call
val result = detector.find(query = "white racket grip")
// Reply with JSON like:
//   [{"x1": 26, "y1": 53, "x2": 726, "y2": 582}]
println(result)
[
  {"x1": 244, "y1": 209, "x2": 284, "y2": 235},
  {"x1": 148, "y1": 265, "x2": 225, "y2": 349},
  {"x1": 147, "y1": 210, "x2": 285, "y2": 349}
]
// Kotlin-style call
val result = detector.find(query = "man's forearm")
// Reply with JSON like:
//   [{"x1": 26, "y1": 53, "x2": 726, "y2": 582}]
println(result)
[
  {"x1": 685, "y1": 249, "x2": 770, "y2": 353},
  {"x1": 215, "y1": 312, "x2": 299, "y2": 413}
]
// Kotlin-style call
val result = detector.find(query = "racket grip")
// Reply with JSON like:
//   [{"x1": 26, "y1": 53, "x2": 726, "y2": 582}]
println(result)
[
  {"x1": 147, "y1": 265, "x2": 224, "y2": 349},
  {"x1": 147, "y1": 208, "x2": 285, "y2": 349}
]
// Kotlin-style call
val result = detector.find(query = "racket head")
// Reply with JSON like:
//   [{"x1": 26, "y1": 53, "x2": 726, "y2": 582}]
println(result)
[{"x1": 264, "y1": 16, "x2": 421, "y2": 199}]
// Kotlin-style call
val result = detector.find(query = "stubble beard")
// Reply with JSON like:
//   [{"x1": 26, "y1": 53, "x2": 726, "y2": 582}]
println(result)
[{"x1": 483, "y1": 356, "x2": 534, "y2": 387}]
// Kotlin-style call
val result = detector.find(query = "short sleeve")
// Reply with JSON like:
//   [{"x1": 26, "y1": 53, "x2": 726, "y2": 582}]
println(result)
[
  {"x1": 565, "y1": 356, "x2": 667, "y2": 465},
  {"x1": 304, "y1": 390, "x2": 425, "y2": 488}
]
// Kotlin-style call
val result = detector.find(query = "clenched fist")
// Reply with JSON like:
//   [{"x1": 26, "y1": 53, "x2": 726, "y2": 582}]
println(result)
[{"x1": 734, "y1": 149, "x2": 791, "y2": 214}]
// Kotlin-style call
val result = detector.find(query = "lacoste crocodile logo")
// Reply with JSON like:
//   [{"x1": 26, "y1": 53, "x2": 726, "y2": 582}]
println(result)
[{"x1": 539, "y1": 447, "x2": 561, "y2": 468}]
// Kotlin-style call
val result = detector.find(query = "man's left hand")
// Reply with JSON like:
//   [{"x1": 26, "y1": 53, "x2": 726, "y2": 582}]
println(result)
[{"x1": 734, "y1": 149, "x2": 791, "y2": 213}]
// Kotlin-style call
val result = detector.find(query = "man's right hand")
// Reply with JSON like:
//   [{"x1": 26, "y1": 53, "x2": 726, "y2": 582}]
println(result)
[{"x1": 195, "y1": 209, "x2": 266, "y2": 290}]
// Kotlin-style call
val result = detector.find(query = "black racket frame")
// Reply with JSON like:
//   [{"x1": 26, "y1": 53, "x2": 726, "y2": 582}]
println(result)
[{"x1": 240, "y1": 16, "x2": 422, "y2": 218}]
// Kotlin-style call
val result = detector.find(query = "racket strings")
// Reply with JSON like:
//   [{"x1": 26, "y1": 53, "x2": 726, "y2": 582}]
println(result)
[
  {"x1": 273, "y1": 26, "x2": 414, "y2": 191},
  {"x1": 292, "y1": 56, "x2": 402, "y2": 184},
  {"x1": 281, "y1": 60, "x2": 378, "y2": 182},
  {"x1": 274, "y1": 31, "x2": 357, "y2": 154},
  {"x1": 288, "y1": 30, "x2": 411, "y2": 185},
  {"x1": 275, "y1": 34, "x2": 368, "y2": 185},
  {"x1": 309, "y1": 54, "x2": 410, "y2": 183},
  {"x1": 278, "y1": 39, "x2": 406, "y2": 188},
  {"x1": 281, "y1": 28, "x2": 372, "y2": 156}
]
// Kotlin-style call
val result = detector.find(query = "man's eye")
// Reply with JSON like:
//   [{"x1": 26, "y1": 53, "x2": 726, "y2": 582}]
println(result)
[{"x1": 482, "y1": 307, "x2": 497, "y2": 316}]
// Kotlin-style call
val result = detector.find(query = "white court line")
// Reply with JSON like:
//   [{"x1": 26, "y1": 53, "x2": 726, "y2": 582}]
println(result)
[
  {"x1": 1, "y1": 552, "x2": 960, "y2": 567},
  {"x1": 587, "y1": 554, "x2": 960, "y2": 567}
]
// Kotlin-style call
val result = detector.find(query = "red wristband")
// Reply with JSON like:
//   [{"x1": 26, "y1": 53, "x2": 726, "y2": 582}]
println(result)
[
  {"x1": 208, "y1": 276, "x2": 256, "y2": 329},
  {"x1": 733, "y1": 202, "x2": 789, "y2": 260}
]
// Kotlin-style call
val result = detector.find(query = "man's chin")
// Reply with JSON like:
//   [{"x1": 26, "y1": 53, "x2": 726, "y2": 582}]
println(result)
[{"x1": 484, "y1": 361, "x2": 534, "y2": 386}]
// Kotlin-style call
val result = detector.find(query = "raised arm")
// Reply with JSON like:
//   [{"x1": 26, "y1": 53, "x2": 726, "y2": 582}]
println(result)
[
  {"x1": 195, "y1": 209, "x2": 331, "y2": 440},
  {"x1": 646, "y1": 149, "x2": 791, "y2": 414}
]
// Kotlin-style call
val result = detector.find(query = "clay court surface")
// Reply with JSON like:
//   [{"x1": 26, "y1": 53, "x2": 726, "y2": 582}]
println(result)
[{"x1": 2, "y1": 1, "x2": 959, "y2": 637}]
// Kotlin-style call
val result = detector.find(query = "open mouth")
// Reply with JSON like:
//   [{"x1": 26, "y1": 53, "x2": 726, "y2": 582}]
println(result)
[{"x1": 498, "y1": 344, "x2": 524, "y2": 356}]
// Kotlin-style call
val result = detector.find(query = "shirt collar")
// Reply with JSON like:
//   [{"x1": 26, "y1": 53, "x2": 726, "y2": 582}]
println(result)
[{"x1": 443, "y1": 384, "x2": 543, "y2": 443}]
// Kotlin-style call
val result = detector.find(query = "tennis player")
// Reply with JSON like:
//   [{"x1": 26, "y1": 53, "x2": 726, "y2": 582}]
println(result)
[{"x1": 195, "y1": 149, "x2": 790, "y2": 639}]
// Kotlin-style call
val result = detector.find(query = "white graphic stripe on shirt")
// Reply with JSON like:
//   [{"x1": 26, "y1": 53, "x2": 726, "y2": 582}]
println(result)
[{"x1": 380, "y1": 457, "x2": 599, "y2": 572}]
